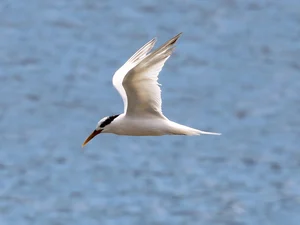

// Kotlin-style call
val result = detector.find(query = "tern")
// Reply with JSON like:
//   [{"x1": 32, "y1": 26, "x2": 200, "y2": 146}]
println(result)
[{"x1": 82, "y1": 33, "x2": 220, "y2": 147}]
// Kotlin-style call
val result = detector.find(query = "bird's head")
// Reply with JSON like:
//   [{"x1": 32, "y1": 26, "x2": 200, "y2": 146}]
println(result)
[{"x1": 82, "y1": 114, "x2": 120, "y2": 147}]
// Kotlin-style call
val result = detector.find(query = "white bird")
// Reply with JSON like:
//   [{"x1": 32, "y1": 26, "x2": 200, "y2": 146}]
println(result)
[{"x1": 82, "y1": 33, "x2": 220, "y2": 147}]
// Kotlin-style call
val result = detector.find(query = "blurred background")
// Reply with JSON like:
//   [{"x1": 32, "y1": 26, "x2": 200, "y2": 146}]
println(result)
[{"x1": 1, "y1": 0, "x2": 300, "y2": 224}]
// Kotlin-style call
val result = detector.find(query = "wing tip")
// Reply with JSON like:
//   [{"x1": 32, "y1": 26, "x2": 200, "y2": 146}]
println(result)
[{"x1": 169, "y1": 32, "x2": 183, "y2": 45}]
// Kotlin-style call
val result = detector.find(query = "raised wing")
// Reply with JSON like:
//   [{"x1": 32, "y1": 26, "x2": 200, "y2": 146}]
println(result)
[
  {"x1": 112, "y1": 37, "x2": 157, "y2": 112},
  {"x1": 122, "y1": 33, "x2": 182, "y2": 118}
]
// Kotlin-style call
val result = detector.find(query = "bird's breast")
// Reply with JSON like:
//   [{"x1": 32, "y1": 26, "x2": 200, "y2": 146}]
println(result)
[{"x1": 111, "y1": 117, "x2": 169, "y2": 136}]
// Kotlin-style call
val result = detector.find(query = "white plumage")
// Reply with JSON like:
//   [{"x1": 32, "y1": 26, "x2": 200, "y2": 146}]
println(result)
[{"x1": 82, "y1": 33, "x2": 220, "y2": 147}]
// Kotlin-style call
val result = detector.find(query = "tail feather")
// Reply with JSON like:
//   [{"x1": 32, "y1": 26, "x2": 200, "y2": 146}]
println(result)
[
  {"x1": 167, "y1": 121, "x2": 221, "y2": 136},
  {"x1": 185, "y1": 128, "x2": 221, "y2": 136}
]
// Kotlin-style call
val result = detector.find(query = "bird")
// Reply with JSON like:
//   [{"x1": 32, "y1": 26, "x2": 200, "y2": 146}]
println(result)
[{"x1": 82, "y1": 33, "x2": 220, "y2": 147}]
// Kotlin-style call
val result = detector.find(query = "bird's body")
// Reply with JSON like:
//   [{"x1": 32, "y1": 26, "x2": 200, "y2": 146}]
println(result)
[
  {"x1": 101, "y1": 114, "x2": 211, "y2": 136},
  {"x1": 82, "y1": 33, "x2": 220, "y2": 147}
]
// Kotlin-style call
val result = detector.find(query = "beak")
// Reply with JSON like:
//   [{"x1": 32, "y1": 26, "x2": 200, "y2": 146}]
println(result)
[{"x1": 82, "y1": 129, "x2": 102, "y2": 147}]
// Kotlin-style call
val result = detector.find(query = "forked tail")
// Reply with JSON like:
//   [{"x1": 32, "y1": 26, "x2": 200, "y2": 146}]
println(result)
[{"x1": 167, "y1": 121, "x2": 221, "y2": 136}]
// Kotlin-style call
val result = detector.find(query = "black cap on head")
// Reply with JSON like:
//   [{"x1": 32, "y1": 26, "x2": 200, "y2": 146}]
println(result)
[{"x1": 100, "y1": 114, "x2": 120, "y2": 128}]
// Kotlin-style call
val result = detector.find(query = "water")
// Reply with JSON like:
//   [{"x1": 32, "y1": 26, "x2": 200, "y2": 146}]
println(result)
[{"x1": 1, "y1": 0, "x2": 300, "y2": 224}]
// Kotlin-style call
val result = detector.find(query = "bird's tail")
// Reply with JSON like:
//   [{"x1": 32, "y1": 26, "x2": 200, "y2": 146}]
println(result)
[{"x1": 167, "y1": 121, "x2": 221, "y2": 136}]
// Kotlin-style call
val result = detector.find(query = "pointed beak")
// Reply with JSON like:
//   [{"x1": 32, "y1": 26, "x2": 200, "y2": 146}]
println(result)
[{"x1": 82, "y1": 129, "x2": 102, "y2": 147}]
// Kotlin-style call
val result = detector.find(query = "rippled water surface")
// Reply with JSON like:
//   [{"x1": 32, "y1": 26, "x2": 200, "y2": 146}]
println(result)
[{"x1": 1, "y1": 0, "x2": 300, "y2": 224}]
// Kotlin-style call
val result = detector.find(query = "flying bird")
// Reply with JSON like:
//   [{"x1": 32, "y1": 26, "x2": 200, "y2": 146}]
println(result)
[{"x1": 82, "y1": 33, "x2": 220, "y2": 147}]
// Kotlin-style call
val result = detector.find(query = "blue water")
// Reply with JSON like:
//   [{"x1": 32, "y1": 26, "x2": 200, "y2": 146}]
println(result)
[{"x1": 1, "y1": 0, "x2": 300, "y2": 224}]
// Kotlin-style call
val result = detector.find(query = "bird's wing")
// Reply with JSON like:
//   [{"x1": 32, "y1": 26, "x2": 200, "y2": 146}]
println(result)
[
  {"x1": 122, "y1": 33, "x2": 182, "y2": 118},
  {"x1": 112, "y1": 37, "x2": 157, "y2": 112}
]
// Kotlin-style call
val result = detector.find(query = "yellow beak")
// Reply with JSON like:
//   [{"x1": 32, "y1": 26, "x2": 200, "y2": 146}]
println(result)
[{"x1": 82, "y1": 129, "x2": 102, "y2": 147}]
